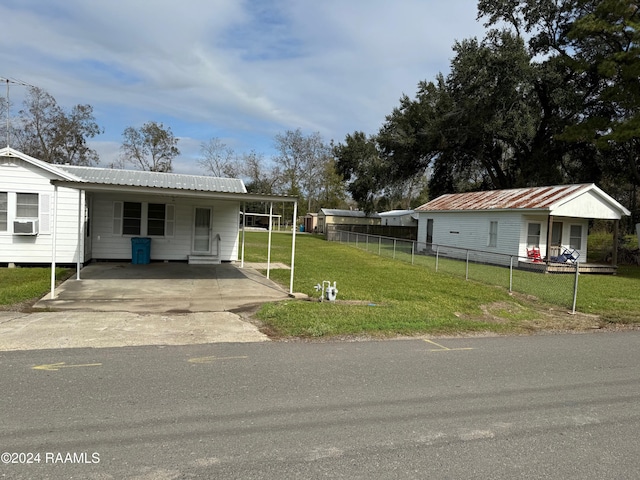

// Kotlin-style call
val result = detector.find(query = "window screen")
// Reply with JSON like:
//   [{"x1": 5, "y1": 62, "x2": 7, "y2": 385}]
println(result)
[
  {"x1": 16, "y1": 193, "x2": 38, "y2": 218},
  {"x1": 147, "y1": 203, "x2": 166, "y2": 236},
  {"x1": 122, "y1": 202, "x2": 142, "y2": 235}
]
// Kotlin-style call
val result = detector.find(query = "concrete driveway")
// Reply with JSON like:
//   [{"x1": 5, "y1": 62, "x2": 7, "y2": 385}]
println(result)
[
  {"x1": 33, "y1": 262, "x2": 291, "y2": 313},
  {"x1": 0, "y1": 262, "x2": 295, "y2": 351}
]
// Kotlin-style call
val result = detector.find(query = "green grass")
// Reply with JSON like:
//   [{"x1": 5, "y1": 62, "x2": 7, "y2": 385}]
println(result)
[
  {"x1": 243, "y1": 232, "x2": 640, "y2": 339},
  {"x1": 0, "y1": 268, "x2": 71, "y2": 307}
]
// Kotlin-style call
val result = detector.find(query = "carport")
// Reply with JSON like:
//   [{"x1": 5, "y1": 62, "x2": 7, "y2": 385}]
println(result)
[{"x1": 46, "y1": 174, "x2": 299, "y2": 301}]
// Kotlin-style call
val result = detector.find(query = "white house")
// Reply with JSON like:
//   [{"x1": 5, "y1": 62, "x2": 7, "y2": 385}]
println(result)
[
  {"x1": 378, "y1": 209, "x2": 418, "y2": 227},
  {"x1": 415, "y1": 184, "x2": 630, "y2": 269},
  {"x1": 316, "y1": 208, "x2": 380, "y2": 234},
  {"x1": 1, "y1": 147, "x2": 297, "y2": 269}
]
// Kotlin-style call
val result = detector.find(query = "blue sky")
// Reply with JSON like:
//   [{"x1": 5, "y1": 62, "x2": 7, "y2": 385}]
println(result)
[{"x1": 1, "y1": 0, "x2": 486, "y2": 174}]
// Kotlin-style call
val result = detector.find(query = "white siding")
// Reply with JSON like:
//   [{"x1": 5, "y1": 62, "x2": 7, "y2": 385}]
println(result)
[
  {"x1": 90, "y1": 193, "x2": 240, "y2": 261},
  {"x1": 418, "y1": 211, "x2": 525, "y2": 266},
  {"x1": 552, "y1": 190, "x2": 621, "y2": 219},
  {"x1": 0, "y1": 159, "x2": 84, "y2": 264}
]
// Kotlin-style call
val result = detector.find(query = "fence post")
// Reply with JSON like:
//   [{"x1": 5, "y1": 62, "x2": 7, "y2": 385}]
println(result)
[
  {"x1": 436, "y1": 245, "x2": 440, "y2": 272},
  {"x1": 571, "y1": 261, "x2": 580, "y2": 314},
  {"x1": 411, "y1": 241, "x2": 415, "y2": 265},
  {"x1": 466, "y1": 250, "x2": 470, "y2": 280},
  {"x1": 378, "y1": 236, "x2": 381, "y2": 256},
  {"x1": 366, "y1": 234, "x2": 369, "y2": 253},
  {"x1": 393, "y1": 239, "x2": 397, "y2": 259},
  {"x1": 509, "y1": 256, "x2": 514, "y2": 293}
]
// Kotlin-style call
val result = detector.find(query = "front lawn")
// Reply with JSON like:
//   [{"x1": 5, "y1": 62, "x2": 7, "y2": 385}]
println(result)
[
  {"x1": 0, "y1": 267, "x2": 71, "y2": 309},
  {"x1": 244, "y1": 232, "x2": 640, "y2": 338}
]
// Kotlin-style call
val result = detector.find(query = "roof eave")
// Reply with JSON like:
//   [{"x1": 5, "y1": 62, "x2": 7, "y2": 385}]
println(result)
[
  {"x1": 0, "y1": 147, "x2": 80, "y2": 181},
  {"x1": 49, "y1": 180, "x2": 298, "y2": 203}
]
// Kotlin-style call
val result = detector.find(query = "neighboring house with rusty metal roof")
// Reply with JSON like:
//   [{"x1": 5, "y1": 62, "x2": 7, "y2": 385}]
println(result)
[
  {"x1": 0, "y1": 147, "x2": 297, "y2": 268},
  {"x1": 415, "y1": 184, "x2": 630, "y2": 270}
]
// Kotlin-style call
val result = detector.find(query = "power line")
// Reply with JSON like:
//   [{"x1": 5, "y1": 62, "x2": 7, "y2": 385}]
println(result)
[{"x1": 1, "y1": 76, "x2": 35, "y2": 148}]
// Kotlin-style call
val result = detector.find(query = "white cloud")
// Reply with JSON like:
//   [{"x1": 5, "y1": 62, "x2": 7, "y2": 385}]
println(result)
[{"x1": 1, "y1": 0, "x2": 486, "y2": 172}]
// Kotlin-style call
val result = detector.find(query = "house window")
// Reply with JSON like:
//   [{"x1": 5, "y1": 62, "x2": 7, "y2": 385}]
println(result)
[
  {"x1": 122, "y1": 202, "x2": 142, "y2": 235},
  {"x1": 527, "y1": 223, "x2": 541, "y2": 247},
  {"x1": 569, "y1": 225, "x2": 582, "y2": 250},
  {"x1": 16, "y1": 193, "x2": 38, "y2": 218},
  {"x1": 488, "y1": 221, "x2": 498, "y2": 247},
  {"x1": 147, "y1": 203, "x2": 166, "y2": 236},
  {"x1": 0, "y1": 192, "x2": 7, "y2": 231}
]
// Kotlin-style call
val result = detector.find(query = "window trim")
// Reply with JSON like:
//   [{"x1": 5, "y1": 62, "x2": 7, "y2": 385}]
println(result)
[
  {"x1": 122, "y1": 201, "x2": 142, "y2": 236},
  {"x1": 488, "y1": 220, "x2": 498, "y2": 248},
  {"x1": 569, "y1": 224, "x2": 583, "y2": 250},
  {"x1": 527, "y1": 222, "x2": 541, "y2": 247},
  {"x1": 16, "y1": 192, "x2": 39, "y2": 219},
  {"x1": 0, "y1": 192, "x2": 7, "y2": 232},
  {"x1": 113, "y1": 201, "x2": 174, "y2": 238}
]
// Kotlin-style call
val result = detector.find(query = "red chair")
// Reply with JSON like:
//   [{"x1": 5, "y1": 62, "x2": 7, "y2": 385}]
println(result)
[{"x1": 527, "y1": 247, "x2": 543, "y2": 262}]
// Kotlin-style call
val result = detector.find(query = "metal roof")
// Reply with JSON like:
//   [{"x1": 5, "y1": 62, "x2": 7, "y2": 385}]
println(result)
[
  {"x1": 378, "y1": 209, "x2": 415, "y2": 217},
  {"x1": 319, "y1": 209, "x2": 380, "y2": 218},
  {"x1": 415, "y1": 184, "x2": 599, "y2": 212},
  {"x1": 56, "y1": 165, "x2": 247, "y2": 194}
]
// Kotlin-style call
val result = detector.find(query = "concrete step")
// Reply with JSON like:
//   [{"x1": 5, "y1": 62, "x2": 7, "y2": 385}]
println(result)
[{"x1": 188, "y1": 255, "x2": 221, "y2": 265}]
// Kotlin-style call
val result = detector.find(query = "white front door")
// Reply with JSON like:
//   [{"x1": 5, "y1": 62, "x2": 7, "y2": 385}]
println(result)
[{"x1": 192, "y1": 207, "x2": 212, "y2": 253}]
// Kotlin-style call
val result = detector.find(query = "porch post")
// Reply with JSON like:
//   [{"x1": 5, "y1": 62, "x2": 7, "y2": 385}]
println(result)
[
  {"x1": 612, "y1": 219, "x2": 619, "y2": 267},
  {"x1": 289, "y1": 200, "x2": 297, "y2": 295},
  {"x1": 49, "y1": 185, "x2": 58, "y2": 299},
  {"x1": 240, "y1": 202, "x2": 246, "y2": 268},
  {"x1": 545, "y1": 214, "x2": 554, "y2": 264},
  {"x1": 76, "y1": 189, "x2": 83, "y2": 280},
  {"x1": 266, "y1": 202, "x2": 273, "y2": 279}
]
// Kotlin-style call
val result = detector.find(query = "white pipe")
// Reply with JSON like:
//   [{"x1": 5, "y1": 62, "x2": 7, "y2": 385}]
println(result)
[
  {"x1": 76, "y1": 189, "x2": 83, "y2": 280},
  {"x1": 266, "y1": 202, "x2": 273, "y2": 279},
  {"x1": 289, "y1": 201, "x2": 297, "y2": 295},
  {"x1": 240, "y1": 202, "x2": 246, "y2": 268},
  {"x1": 50, "y1": 185, "x2": 58, "y2": 299}
]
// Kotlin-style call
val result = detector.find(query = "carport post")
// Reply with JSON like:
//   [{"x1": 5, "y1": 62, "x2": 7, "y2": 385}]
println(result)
[
  {"x1": 49, "y1": 185, "x2": 58, "y2": 299},
  {"x1": 240, "y1": 202, "x2": 246, "y2": 268},
  {"x1": 266, "y1": 201, "x2": 273, "y2": 279},
  {"x1": 76, "y1": 189, "x2": 83, "y2": 280},
  {"x1": 289, "y1": 201, "x2": 297, "y2": 294}
]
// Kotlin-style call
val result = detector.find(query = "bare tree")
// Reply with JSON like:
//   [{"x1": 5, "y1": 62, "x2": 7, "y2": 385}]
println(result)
[
  {"x1": 273, "y1": 128, "x2": 331, "y2": 212},
  {"x1": 198, "y1": 137, "x2": 239, "y2": 177},
  {"x1": 119, "y1": 121, "x2": 179, "y2": 172}
]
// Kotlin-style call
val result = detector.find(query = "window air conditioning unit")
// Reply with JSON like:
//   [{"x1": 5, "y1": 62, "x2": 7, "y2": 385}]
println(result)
[{"x1": 13, "y1": 219, "x2": 39, "y2": 235}]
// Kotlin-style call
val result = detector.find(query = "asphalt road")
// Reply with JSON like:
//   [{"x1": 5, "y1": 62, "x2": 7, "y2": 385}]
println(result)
[{"x1": 1, "y1": 332, "x2": 639, "y2": 479}]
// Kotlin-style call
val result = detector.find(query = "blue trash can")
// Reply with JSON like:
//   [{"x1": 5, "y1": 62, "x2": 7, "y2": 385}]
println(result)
[{"x1": 131, "y1": 237, "x2": 151, "y2": 264}]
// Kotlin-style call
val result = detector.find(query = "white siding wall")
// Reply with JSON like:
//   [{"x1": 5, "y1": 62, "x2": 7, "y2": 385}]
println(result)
[
  {"x1": 0, "y1": 159, "x2": 83, "y2": 263},
  {"x1": 91, "y1": 193, "x2": 240, "y2": 261},
  {"x1": 418, "y1": 211, "x2": 526, "y2": 266},
  {"x1": 417, "y1": 211, "x2": 589, "y2": 267}
]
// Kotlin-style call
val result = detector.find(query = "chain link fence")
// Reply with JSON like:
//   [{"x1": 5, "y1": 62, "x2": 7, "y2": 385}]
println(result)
[{"x1": 328, "y1": 229, "x2": 580, "y2": 312}]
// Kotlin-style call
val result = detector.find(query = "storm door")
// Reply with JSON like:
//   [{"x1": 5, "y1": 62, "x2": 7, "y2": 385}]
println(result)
[{"x1": 192, "y1": 207, "x2": 212, "y2": 253}]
